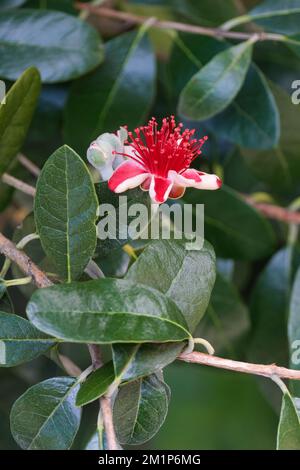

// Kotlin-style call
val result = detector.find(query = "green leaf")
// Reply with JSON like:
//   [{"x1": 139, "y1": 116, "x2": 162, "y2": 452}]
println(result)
[
  {"x1": 247, "y1": 0, "x2": 300, "y2": 35},
  {"x1": 277, "y1": 390, "x2": 300, "y2": 450},
  {"x1": 249, "y1": 247, "x2": 300, "y2": 367},
  {"x1": 64, "y1": 28, "x2": 156, "y2": 154},
  {"x1": 196, "y1": 273, "x2": 249, "y2": 356},
  {"x1": 113, "y1": 373, "x2": 170, "y2": 445},
  {"x1": 10, "y1": 377, "x2": 81, "y2": 449},
  {"x1": 0, "y1": 0, "x2": 26, "y2": 10},
  {"x1": 288, "y1": 265, "x2": 300, "y2": 395},
  {"x1": 76, "y1": 361, "x2": 115, "y2": 407},
  {"x1": 34, "y1": 145, "x2": 98, "y2": 282},
  {"x1": 0, "y1": 312, "x2": 55, "y2": 367},
  {"x1": 0, "y1": 9, "x2": 104, "y2": 83},
  {"x1": 178, "y1": 40, "x2": 253, "y2": 121},
  {"x1": 126, "y1": 239, "x2": 216, "y2": 332},
  {"x1": 172, "y1": 0, "x2": 238, "y2": 27},
  {"x1": 210, "y1": 64, "x2": 280, "y2": 150},
  {"x1": 0, "y1": 67, "x2": 41, "y2": 177},
  {"x1": 94, "y1": 181, "x2": 151, "y2": 258},
  {"x1": 26, "y1": 278, "x2": 191, "y2": 343},
  {"x1": 169, "y1": 34, "x2": 279, "y2": 150},
  {"x1": 242, "y1": 82, "x2": 300, "y2": 192},
  {"x1": 112, "y1": 239, "x2": 216, "y2": 383},
  {"x1": 184, "y1": 185, "x2": 276, "y2": 260},
  {"x1": 112, "y1": 342, "x2": 182, "y2": 383}
]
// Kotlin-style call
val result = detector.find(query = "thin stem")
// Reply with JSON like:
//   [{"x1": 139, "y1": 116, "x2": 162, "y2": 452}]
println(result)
[
  {"x1": 59, "y1": 353, "x2": 83, "y2": 377},
  {"x1": 0, "y1": 233, "x2": 40, "y2": 279},
  {"x1": 4, "y1": 276, "x2": 32, "y2": 287},
  {"x1": 88, "y1": 343, "x2": 119, "y2": 451},
  {"x1": 18, "y1": 154, "x2": 41, "y2": 177},
  {"x1": 0, "y1": 232, "x2": 52, "y2": 288},
  {"x1": 2, "y1": 173, "x2": 36, "y2": 197},
  {"x1": 178, "y1": 351, "x2": 300, "y2": 381},
  {"x1": 100, "y1": 396, "x2": 119, "y2": 450},
  {"x1": 75, "y1": 4, "x2": 285, "y2": 43}
]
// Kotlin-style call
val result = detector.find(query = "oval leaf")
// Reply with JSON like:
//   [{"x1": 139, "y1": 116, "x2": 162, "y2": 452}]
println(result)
[
  {"x1": 169, "y1": 34, "x2": 279, "y2": 150},
  {"x1": 10, "y1": 377, "x2": 81, "y2": 450},
  {"x1": 113, "y1": 374, "x2": 170, "y2": 445},
  {"x1": 0, "y1": 312, "x2": 55, "y2": 367},
  {"x1": 76, "y1": 361, "x2": 115, "y2": 407},
  {"x1": 0, "y1": 9, "x2": 104, "y2": 83},
  {"x1": 277, "y1": 391, "x2": 300, "y2": 450},
  {"x1": 34, "y1": 145, "x2": 98, "y2": 282},
  {"x1": 0, "y1": 67, "x2": 41, "y2": 177},
  {"x1": 178, "y1": 40, "x2": 253, "y2": 121},
  {"x1": 26, "y1": 278, "x2": 191, "y2": 343},
  {"x1": 64, "y1": 27, "x2": 156, "y2": 154}
]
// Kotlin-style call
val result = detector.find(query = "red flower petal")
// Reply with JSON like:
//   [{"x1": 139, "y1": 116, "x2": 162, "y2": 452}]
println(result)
[
  {"x1": 180, "y1": 169, "x2": 222, "y2": 190},
  {"x1": 108, "y1": 160, "x2": 149, "y2": 193},
  {"x1": 149, "y1": 176, "x2": 173, "y2": 203}
]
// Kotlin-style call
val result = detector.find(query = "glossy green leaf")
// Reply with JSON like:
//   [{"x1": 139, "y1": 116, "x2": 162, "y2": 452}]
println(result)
[
  {"x1": 169, "y1": 34, "x2": 279, "y2": 150},
  {"x1": 34, "y1": 145, "x2": 98, "y2": 282},
  {"x1": 0, "y1": 9, "x2": 104, "y2": 83},
  {"x1": 277, "y1": 391, "x2": 300, "y2": 450},
  {"x1": 94, "y1": 181, "x2": 151, "y2": 258},
  {"x1": 242, "y1": 82, "x2": 300, "y2": 192},
  {"x1": 178, "y1": 40, "x2": 253, "y2": 121},
  {"x1": 76, "y1": 362, "x2": 115, "y2": 407},
  {"x1": 64, "y1": 27, "x2": 156, "y2": 154},
  {"x1": 172, "y1": 0, "x2": 238, "y2": 27},
  {"x1": 196, "y1": 273, "x2": 249, "y2": 356},
  {"x1": 10, "y1": 377, "x2": 81, "y2": 449},
  {"x1": 0, "y1": 312, "x2": 55, "y2": 367},
  {"x1": 113, "y1": 373, "x2": 170, "y2": 445},
  {"x1": 26, "y1": 278, "x2": 191, "y2": 343},
  {"x1": 0, "y1": 67, "x2": 41, "y2": 177},
  {"x1": 0, "y1": 0, "x2": 26, "y2": 10},
  {"x1": 184, "y1": 185, "x2": 276, "y2": 260},
  {"x1": 126, "y1": 239, "x2": 216, "y2": 332}
]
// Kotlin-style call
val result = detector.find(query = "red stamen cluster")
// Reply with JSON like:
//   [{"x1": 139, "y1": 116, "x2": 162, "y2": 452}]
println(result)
[{"x1": 119, "y1": 116, "x2": 208, "y2": 178}]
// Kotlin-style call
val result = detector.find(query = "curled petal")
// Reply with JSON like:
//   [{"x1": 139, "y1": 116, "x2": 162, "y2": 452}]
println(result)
[
  {"x1": 108, "y1": 160, "x2": 149, "y2": 193},
  {"x1": 170, "y1": 169, "x2": 222, "y2": 190},
  {"x1": 149, "y1": 176, "x2": 173, "y2": 204}
]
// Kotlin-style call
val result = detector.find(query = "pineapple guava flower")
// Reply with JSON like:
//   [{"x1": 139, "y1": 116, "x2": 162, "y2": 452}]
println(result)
[
  {"x1": 108, "y1": 116, "x2": 222, "y2": 204},
  {"x1": 87, "y1": 127, "x2": 134, "y2": 180}
]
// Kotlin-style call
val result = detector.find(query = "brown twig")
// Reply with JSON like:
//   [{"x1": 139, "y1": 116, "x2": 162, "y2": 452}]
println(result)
[
  {"x1": 247, "y1": 200, "x2": 300, "y2": 225},
  {"x1": 75, "y1": 4, "x2": 284, "y2": 43},
  {"x1": 18, "y1": 154, "x2": 41, "y2": 177},
  {"x1": 0, "y1": 232, "x2": 52, "y2": 288},
  {"x1": 88, "y1": 343, "x2": 119, "y2": 450},
  {"x1": 178, "y1": 351, "x2": 300, "y2": 381},
  {"x1": 1, "y1": 173, "x2": 36, "y2": 197}
]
